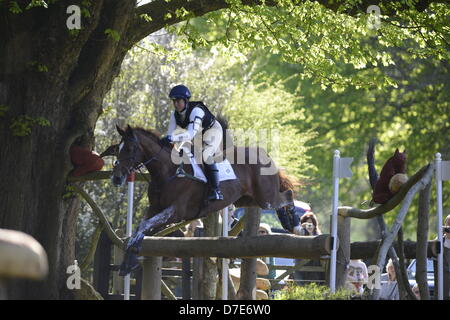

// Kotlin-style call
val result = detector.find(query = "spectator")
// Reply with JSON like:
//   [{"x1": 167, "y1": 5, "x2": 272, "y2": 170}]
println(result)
[
  {"x1": 380, "y1": 259, "x2": 399, "y2": 300},
  {"x1": 345, "y1": 259, "x2": 369, "y2": 296},
  {"x1": 444, "y1": 214, "x2": 450, "y2": 249},
  {"x1": 293, "y1": 212, "x2": 325, "y2": 285},
  {"x1": 258, "y1": 223, "x2": 276, "y2": 279},
  {"x1": 444, "y1": 214, "x2": 450, "y2": 300},
  {"x1": 183, "y1": 219, "x2": 203, "y2": 238},
  {"x1": 412, "y1": 283, "x2": 421, "y2": 300},
  {"x1": 293, "y1": 212, "x2": 322, "y2": 236}
]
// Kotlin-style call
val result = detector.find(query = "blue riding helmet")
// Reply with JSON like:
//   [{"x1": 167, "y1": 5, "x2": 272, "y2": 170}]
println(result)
[{"x1": 169, "y1": 85, "x2": 191, "y2": 100}]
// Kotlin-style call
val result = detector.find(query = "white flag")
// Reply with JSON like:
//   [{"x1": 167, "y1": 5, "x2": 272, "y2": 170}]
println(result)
[
  {"x1": 338, "y1": 157, "x2": 353, "y2": 178},
  {"x1": 442, "y1": 161, "x2": 450, "y2": 181}
]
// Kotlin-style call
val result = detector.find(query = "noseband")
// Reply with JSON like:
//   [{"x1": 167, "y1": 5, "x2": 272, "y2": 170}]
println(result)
[{"x1": 114, "y1": 137, "x2": 165, "y2": 178}]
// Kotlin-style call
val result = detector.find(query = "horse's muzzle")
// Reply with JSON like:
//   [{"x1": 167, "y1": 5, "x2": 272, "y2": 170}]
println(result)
[{"x1": 112, "y1": 174, "x2": 126, "y2": 187}]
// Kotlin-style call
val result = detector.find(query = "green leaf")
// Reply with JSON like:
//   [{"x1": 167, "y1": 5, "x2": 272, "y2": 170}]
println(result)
[
  {"x1": 26, "y1": 0, "x2": 48, "y2": 10},
  {"x1": 140, "y1": 13, "x2": 152, "y2": 22},
  {"x1": 104, "y1": 29, "x2": 121, "y2": 42},
  {"x1": 9, "y1": 1, "x2": 22, "y2": 13},
  {"x1": 0, "y1": 105, "x2": 9, "y2": 117}
]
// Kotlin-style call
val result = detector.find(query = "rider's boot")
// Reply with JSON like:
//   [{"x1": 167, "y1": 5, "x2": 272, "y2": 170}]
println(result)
[{"x1": 204, "y1": 163, "x2": 224, "y2": 201}]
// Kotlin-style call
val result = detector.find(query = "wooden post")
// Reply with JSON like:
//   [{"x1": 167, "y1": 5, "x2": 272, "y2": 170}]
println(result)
[
  {"x1": 181, "y1": 257, "x2": 191, "y2": 300},
  {"x1": 237, "y1": 207, "x2": 260, "y2": 300},
  {"x1": 335, "y1": 215, "x2": 350, "y2": 290},
  {"x1": 192, "y1": 227, "x2": 203, "y2": 300},
  {"x1": 141, "y1": 256, "x2": 162, "y2": 300},
  {"x1": 200, "y1": 212, "x2": 220, "y2": 300},
  {"x1": 93, "y1": 230, "x2": 112, "y2": 299},
  {"x1": 112, "y1": 229, "x2": 124, "y2": 296},
  {"x1": 416, "y1": 183, "x2": 431, "y2": 299},
  {"x1": 0, "y1": 279, "x2": 6, "y2": 300},
  {"x1": 134, "y1": 267, "x2": 143, "y2": 300}
]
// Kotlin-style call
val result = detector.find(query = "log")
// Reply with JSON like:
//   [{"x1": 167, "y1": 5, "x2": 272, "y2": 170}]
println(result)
[
  {"x1": 201, "y1": 212, "x2": 220, "y2": 300},
  {"x1": 141, "y1": 256, "x2": 162, "y2": 300},
  {"x1": 416, "y1": 182, "x2": 431, "y2": 300},
  {"x1": 237, "y1": 207, "x2": 260, "y2": 300},
  {"x1": 338, "y1": 164, "x2": 431, "y2": 219},
  {"x1": 350, "y1": 240, "x2": 438, "y2": 259},
  {"x1": 72, "y1": 184, "x2": 124, "y2": 249},
  {"x1": 336, "y1": 215, "x2": 350, "y2": 289},
  {"x1": 139, "y1": 234, "x2": 333, "y2": 259},
  {"x1": 68, "y1": 170, "x2": 150, "y2": 182}
]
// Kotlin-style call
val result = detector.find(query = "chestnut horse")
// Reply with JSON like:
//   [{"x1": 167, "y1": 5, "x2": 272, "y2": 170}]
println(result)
[{"x1": 112, "y1": 124, "x2": 295, "y2": 275}]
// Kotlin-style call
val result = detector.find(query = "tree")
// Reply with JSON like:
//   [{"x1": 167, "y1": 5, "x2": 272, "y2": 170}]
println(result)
[{"x1": 0, "y1": 0, "x2": 447, "y2": 299}]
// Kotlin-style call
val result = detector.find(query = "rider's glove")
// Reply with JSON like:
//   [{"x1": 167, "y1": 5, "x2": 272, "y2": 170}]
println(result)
[{"x1": 160, "y1": 135, "x2": 173, "y2": 147}]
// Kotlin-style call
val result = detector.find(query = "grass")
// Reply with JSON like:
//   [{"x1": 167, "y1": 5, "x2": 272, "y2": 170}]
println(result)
[{"x1": 273, "y1": 282, "x2": 355, "y2": 300}]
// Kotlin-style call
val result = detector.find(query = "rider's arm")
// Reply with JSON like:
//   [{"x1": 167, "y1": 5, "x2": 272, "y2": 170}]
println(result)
[
  {"x1": 166, "y1": 112, "x2": 177, "y2": 136},
  {"x1": 171, "y1": 107, "x2": 205, "y2": 142}
]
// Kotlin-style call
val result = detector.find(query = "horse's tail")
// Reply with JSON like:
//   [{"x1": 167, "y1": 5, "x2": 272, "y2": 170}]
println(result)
[
  {"x1": 216, "y1": 115, "x2": 229, "y2": 131},
  {"x1": 278, "y1": 169, "x2": 299, "y2": 192},
  {"x1": 216, "y1": 115, "x2": 234, "y2": 151}
]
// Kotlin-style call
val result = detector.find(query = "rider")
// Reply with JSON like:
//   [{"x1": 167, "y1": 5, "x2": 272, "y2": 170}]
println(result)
[{"x1": 161, "y1": 85, "x2": 224, "y2": 201}]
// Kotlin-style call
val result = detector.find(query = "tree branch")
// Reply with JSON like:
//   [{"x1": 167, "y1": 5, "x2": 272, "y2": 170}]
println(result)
[
  {"x1": 372, "y1": 163, "x2": 434, "y2": 300},
  {"x1": 416, "y1": 181, "x2": 431, "y2": 299},
  {"x1": 72, "y1": 184, "x2": 124, "y2": 249},
  {"x1": 338, "y1": 164, "x2": 432, "y2": 219},
  {"x1": 126, "y1": 0, "x2": 444, "y2": 47}
]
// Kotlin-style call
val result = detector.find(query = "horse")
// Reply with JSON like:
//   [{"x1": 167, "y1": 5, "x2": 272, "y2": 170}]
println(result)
[{"x1": 111, "y1": 124, "x2": 296, "y2": 275}]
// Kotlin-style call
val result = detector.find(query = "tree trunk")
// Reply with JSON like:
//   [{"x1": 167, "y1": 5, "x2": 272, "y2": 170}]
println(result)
[{"x1": 0, "y1": 0, "x2": 136, "y2": 299}]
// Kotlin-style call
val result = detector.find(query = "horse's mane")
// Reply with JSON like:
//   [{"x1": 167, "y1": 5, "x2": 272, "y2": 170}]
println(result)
[{"x1": 132, "y1": 127, "x2": 162, "y2": 140}]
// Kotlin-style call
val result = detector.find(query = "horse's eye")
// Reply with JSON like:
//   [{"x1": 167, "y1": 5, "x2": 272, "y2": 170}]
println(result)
[{"x1": 113, "y1": 160, "x2": 119, "y2": 166}]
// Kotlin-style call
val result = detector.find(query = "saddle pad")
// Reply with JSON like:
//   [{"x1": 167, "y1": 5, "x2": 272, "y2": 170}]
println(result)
[{"x1": 186, "y1": 152, "x2": 237, "y2": 183}]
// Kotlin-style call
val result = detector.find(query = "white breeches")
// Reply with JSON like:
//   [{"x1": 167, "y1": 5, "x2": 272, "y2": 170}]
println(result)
[{"x1": 202, "y1": 120, "x2": 223, "y2": 164}]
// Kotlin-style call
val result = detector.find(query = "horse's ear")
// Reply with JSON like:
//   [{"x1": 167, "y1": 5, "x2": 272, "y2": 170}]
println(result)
[
  {"x1": 126, "y1": 125, "x2": 138, "y2": 140},
  {"x1": 116, "y1": 124, "x2": 125, "y2": 137}
]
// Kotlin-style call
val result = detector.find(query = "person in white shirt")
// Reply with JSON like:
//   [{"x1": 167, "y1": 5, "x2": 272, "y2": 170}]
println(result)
[
  {"x1": 161, "y1": 85, "x2": 224, "y2": 200},
  {"x1": 444, "y1": 214, "x2": 450, "y2": 249},
  {"x1": 380, "y1": 259, "x2": 399, "y2": 300},
  {"x1": 345, "y1": 259, "x2": 369, "y2": 295}
]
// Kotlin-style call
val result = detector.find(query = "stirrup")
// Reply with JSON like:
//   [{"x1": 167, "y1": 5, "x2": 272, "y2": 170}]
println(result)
[
  {"x1": 176, "y1": 166, "x2": 186, "y2": 178},
  {"x1": 208, "y1": 189, "x2": 224, "y2": 201}
]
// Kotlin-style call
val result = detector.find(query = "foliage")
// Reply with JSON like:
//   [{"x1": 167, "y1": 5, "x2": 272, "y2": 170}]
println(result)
[
  {"x1": 74, "y1": 1, "x2": 450, "y2": 271},
  {"x1": 273, "y1": 282, "x2": 354, "y2": 300},
  {"x1": 9, "y1": 115, "x2": 50, "y2": 136},
  {"x1": 105, "y1": 29, "x2": 121, "y2": 42},
  {"x1": 174, "y1": 1, "x2": 449, "y2": 91},
  {"x1": 222, "y1": 79, "x2": 317, "y2": 179},
  {"x1": 0, "y1": 104, "x2": 9, "y2": 117}
]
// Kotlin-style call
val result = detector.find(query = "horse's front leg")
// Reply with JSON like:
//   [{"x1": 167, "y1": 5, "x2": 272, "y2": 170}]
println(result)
[
  {"x1": 119, "y1": 205, "x2": 177, "y2": 276},
  {"x1": 140, "y1": 205, "x2": 178, "y2": 235},
  {"x1": 137, "y1": 205, "x2": 177, "y2": 237}
]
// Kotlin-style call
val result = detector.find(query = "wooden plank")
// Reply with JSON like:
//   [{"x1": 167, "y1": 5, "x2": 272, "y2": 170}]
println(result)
[
  {"x1": 237, "y1": 208, "x2": 260, "y2": 300},
  {"x1": 141, "y1": 256, "x2": 162, "y2": 300},
  {"x1": 93, "y1": 230, "x2": 112, "y2": 299},
  {"x1": 139, "y1": 234, "x2": 334, "y2": 259}
]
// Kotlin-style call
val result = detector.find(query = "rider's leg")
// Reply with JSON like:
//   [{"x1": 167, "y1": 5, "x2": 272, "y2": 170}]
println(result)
[{"x1": 203, "y1": 121, "x2": 224, "y2": 201}]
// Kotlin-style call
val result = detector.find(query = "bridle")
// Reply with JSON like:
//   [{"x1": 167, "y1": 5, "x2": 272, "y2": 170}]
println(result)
[{"x1": 113, "y1": 136, "x2": 165, "y2": 183}]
